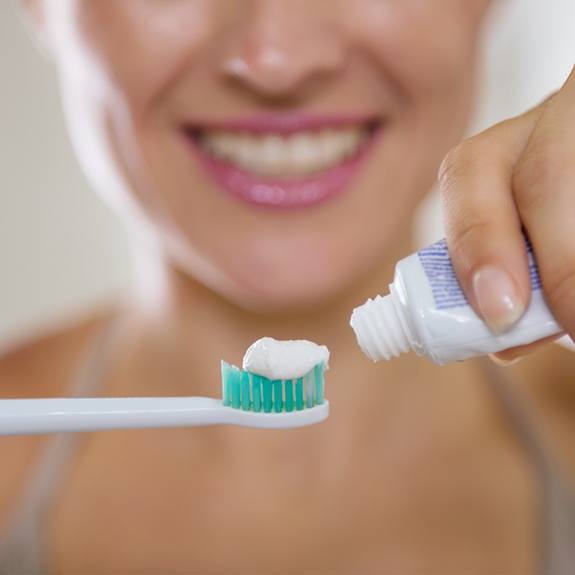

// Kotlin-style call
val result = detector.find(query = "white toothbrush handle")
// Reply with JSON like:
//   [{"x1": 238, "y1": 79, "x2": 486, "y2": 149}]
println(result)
[{"x1": 0, "y1": 397, "x2": 329, "y2": 435}]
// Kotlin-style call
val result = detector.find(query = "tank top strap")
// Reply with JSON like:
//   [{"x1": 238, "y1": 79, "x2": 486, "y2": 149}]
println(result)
[
  {"x1": 479, "y1": 358, "x2": 575, "y2": 575},
  {"x1": 0, "y1": 315, "x2": 121, "y2": 574}
]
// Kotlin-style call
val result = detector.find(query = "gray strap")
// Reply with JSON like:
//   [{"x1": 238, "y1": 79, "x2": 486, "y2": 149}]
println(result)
[
  {"x1": 480, "y1": 359, "x2": 575, "y2": 575},
  {"x1": 0, "y1": 317, "x2": 121, "y2": 574}
]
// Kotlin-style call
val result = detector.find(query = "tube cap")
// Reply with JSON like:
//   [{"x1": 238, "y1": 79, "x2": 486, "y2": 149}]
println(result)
[{"x1": 350, "y1": 294, "x2": 411, "y2": 362}]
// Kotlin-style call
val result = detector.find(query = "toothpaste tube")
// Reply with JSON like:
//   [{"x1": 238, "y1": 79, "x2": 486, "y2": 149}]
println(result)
[{"x1": 350, "y1": 238, "x2": 562, "y2": 364}]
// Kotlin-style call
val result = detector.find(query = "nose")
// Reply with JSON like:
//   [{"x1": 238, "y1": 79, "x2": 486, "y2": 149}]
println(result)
[{"x1": 220, "y1": 0, "x2": 346, "y2": 99}]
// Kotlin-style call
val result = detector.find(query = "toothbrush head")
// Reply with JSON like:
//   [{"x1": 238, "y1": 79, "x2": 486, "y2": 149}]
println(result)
[{"x1": 220, "y1": 361, "x2": 327, "y2": 415}]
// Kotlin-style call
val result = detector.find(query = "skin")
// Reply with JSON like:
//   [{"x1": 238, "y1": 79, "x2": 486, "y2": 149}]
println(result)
[
  {"x1": 1, "y1": 0, "x2": 574, "y2": 573},
  {"x1": 440, "y1": 87, "x2": 575, "y2": 360}
]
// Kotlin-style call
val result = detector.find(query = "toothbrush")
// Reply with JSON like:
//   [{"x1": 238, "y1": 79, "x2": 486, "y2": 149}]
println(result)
[{"x1": 0, "y1": 361, "x2": 328, "y2": 436}]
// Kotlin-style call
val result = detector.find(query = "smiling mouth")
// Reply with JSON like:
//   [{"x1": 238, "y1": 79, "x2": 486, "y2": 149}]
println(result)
[{"x1": 182, "y1": 115, "x2": 381, "y2": 209}]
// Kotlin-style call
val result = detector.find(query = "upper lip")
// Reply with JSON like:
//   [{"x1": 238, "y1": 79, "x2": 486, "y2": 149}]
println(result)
[{"x1": 183, "y1": 113, "x2": 381, "y2": 136}]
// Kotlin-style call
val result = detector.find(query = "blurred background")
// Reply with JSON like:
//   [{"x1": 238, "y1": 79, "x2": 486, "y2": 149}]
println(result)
[{"x1": 1, "y1": 0, "x2": 575, "y2": 348}]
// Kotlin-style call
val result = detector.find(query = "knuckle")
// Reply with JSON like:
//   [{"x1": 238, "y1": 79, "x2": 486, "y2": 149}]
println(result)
[
  {"x1": 439, "y1": 136, "x2": 497, "y2": 216},
  {"x1": 439, "y1": 139, "x2": 484, "y2": 193}
]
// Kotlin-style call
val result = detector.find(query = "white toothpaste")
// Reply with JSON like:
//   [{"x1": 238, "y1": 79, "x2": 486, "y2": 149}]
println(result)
[
  {"x1": 350, "y1": 238, "x2": 562, "y2": 365},
  {"x1": 242, "y1": 337, "x2": 330, "y2": 380}
]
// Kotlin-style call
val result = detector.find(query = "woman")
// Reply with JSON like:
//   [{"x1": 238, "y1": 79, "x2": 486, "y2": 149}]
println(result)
[{"x1": 1, "y1": 1, "x2": 574, "y2": 573}]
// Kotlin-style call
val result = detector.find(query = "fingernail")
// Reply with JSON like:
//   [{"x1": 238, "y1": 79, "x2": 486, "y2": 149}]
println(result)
[
  {"x1": 488, "y1": 353, "x2": 525, "y2": 367},
  {"x1": 472, "y1": 266, "x2": 525, "y2": 333}
]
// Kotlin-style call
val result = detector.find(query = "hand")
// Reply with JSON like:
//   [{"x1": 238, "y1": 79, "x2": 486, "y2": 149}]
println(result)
[{"x1": 439, "y1": 66, "x2": 575, "y2": 363}]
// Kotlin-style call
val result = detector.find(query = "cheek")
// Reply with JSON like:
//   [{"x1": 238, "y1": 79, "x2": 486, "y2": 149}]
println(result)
[
  {"x1": 66, "y1": 0, "x2": 214, "y2": 117},
  {"x1": 346, "y1": 1, "x2": 479, "y2": 130},
  {"x1": 51, "y1": 0, "x2": 217, "y2": 219}
]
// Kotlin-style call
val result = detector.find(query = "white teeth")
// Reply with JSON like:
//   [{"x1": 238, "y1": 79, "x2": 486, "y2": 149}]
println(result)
[
  {"x1": 289, "y1": 134, "x2": 321, "y2": 175},
  {"x1": 260, "y1": 135, "x2": 283, "y2": 175},
  {"x1": 206, "y1": 133, "x2": 231, "y2": 159},
  {"x1": 237, "y1": 137, "x2": 257, "y2": 171},
  {"x1": 200, "y1": 128, "x2": 367, "y2": 177}
]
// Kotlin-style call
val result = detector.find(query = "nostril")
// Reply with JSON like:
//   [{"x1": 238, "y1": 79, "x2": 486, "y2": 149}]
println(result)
[
  {"x1": 219, "y1": 24, "x2": 346, "y2": 98},
  {"x1": 221, "y1": 51, "x2": 303, "y2": 97}
]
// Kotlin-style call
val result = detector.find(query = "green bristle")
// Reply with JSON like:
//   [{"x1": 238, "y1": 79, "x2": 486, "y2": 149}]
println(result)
[
  {"x1": 221, "y1": 362, "x2": 232, "y2": 407},
  {"x1": 314, "y1": 363, "x2": 324, "y2": 405},
  {"x1": 285, "y1": 380, "x2": 294, "y2": 412},
  {"x1": 252, "y1": 374, "x2": 262, "y2": 412},
  {"x1": 273, "y1": 380, "x2": 283, "y2": 413},
  {"x1": 295, "y1": 377, "x2": 304, "y2": 411},
  {"x1": 241, "y1": 371, "x2": 251, "y2": 411},
  {"x1": 305, "y1": 371, "x2": 314, "y2": 408},
  {"x1": 230, "y1": 366, "x2": 242, "y2": 409},
  {"x1": 222, "y1": 361, "x2": 326, "y2": 413},
  {"x1": 262, "y1": 377, "x2": 273, "y2": 413}
]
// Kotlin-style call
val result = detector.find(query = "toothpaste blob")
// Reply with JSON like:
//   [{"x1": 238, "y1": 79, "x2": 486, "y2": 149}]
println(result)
[{"x1": 242, "y1": 337, "x2": 330, "y2": 380}]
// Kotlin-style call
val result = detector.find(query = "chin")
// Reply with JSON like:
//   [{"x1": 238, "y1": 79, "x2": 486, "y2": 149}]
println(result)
[
  {"x1": 221, "y1": 244, "x2": 363, "y2": 314},
  {"x1": 229, "y1": 276, "x2": 349, "y2": 316},
  {"x1": 222, "y1": 283, "x2": 349, "y2": 316},
  {"x1": 171, "y1": 244, "x2": 355, "y2": 316}
]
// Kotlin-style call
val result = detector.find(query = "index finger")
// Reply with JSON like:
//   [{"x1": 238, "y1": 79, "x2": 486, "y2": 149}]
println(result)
[{"x1": 439, "y1": 107, "x2": 543, "y2": 333}]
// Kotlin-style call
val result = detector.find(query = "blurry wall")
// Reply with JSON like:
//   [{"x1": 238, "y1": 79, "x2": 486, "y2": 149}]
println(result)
[
  {"x1": 0, "y1": 1, "x2": 132, "y2": 347},
  {"x1": 1, "y1": 1, "x2": 575, "y2": 347}
]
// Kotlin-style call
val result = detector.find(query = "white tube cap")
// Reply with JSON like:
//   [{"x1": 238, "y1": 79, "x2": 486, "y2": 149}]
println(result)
[{"x1": 350, "y1": 294, "x2": 411, "y2": 362}]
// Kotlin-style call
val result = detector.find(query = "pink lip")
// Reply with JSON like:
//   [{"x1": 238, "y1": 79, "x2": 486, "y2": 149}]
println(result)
[{"x1": 182, "y1": 114, "x2": 381, "y2": 209}]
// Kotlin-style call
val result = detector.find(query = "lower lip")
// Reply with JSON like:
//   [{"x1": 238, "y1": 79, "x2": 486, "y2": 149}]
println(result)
[{"x1": 183, "y1": 132, "x2": 377, "y2": 209}]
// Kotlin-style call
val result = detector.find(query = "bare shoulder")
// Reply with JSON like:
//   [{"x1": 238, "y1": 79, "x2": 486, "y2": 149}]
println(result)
[
  {"x1": 516, "y1": 341, "x2": 575, "y2": 479},
  {"x1": 0, "y1": 309, "x2": 115, "y2": 527}
]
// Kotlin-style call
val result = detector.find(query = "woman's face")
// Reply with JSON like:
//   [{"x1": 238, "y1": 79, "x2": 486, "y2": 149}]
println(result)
[{"x1": 38, "y1": 0, "x2": 489, "y2": 311}]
